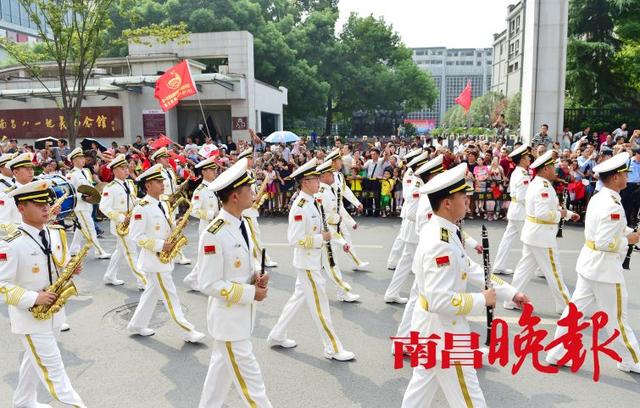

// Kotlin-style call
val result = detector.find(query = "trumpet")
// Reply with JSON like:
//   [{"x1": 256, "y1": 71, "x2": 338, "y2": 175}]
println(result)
[
  {"x1": 31, "y1": 241, "x2": 91, "y2": 320},
  {"x1": 158, "y1": 197, "x2": 191, "y2": 263},
  {"x1": 116, "y1": 210, "x2": 132, "y2": 237}
]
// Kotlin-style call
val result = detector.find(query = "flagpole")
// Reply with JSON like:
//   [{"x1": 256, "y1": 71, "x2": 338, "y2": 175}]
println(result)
[{"x1": 186, "y1": 58, "x2": 214, "y2": 142}]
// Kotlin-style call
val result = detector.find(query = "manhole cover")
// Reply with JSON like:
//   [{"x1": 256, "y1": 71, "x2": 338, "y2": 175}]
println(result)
[{"x1": 102, "y1": 301, "x2": 190, "y2": 331}]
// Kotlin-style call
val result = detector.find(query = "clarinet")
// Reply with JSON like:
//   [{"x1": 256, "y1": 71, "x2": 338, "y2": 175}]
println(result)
[
  {"x1": 482, "y1": 225, "x2": 494, "y2": 347},
  {"x1": 260, "y1": 248, "x2": 266, "y2": 277},
  {"x1": 622, "y1": 211, "x2": 639, "y2": 270},
  {"x1": 318, "y1": 200, "x2": 337, "y2": 268},
  {"x1": 335, "y1": 186, "x2": 342, "y2": 235},
  {"x1": 557, "y1": 187, "x2": 568, "y2": 238}
]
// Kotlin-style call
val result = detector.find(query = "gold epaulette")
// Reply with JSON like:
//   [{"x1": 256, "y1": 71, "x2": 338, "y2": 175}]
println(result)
[
  {"x1": 319, "y1": 187, "x2": 325, "y2": 193},
  {"x1": 107, "y1": 181, "x2": 116, "y2": 187},
  {"x1": 194, "y1": 183, "x2": 205, "y2": 192},
  {"x1": 139, "y1": 200, "x2": 149, "y2": 207},
  {"x1": 543, "y1": 180, "x2": 550, "y2": 188},
  {"x1": 297, "y1": 198, "x2": 306, "y2": 207},
  {"x1": 2, "y1": 229, "x2": 21, "y2": 242},
  {"x1": 207, "y1": 218, "x2": 225, "y2": 234},
  {"x1": 48, "y1": 224, "x2": 64, "y2": 230},
  {"x1": 440, "y1": 227, "x2": 449, "y2": 243},
  {"x1": 3, "y1": 185, "x2": 16, "y2": 194}
]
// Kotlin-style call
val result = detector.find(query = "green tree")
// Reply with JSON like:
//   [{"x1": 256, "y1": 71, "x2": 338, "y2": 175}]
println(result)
[
  {"x1": 468, "y1": 92, "x2": 506, "y2": 127},
  {"x1": 505, "y1": 91, "x2": 521, "y2": 128},
  {"x1": 0, "y1": 0, "x2": 186, "y2": 147},
  {"x1": 442, "y1": 105, "x2": 467, "y2": 128}
]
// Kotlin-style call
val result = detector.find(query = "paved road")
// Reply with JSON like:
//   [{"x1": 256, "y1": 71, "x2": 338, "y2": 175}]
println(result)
[{"x1": 1, "y1": 217, "x2": 639, "y2": 407}]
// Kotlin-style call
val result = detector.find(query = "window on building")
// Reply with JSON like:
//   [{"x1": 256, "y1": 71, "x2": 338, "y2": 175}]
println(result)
[
  {"x1": 416, "y1": 50, "x2": 425, "y2": 55},
  {"x1": 446, "y1": 61, "x2": 454, "y2": 65},
  {"x1": 10, "y1": 0, "x2": 21, "y2": 24}
]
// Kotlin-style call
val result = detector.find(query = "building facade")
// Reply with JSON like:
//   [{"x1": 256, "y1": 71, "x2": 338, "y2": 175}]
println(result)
[
  {"x1": 408, "y1": 47, "x2": 492, "y2": 130},
  {"x1": 0, "y1": 31, "x2": 288, "y2": 145},
  {"x1": 491, "y1": 1, "x2": 525, "y2": 98},
  {"x1": 0, "y1": 0, "x2": 45, "y2": 61}
]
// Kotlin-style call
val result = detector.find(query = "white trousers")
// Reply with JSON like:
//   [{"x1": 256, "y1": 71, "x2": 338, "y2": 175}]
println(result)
[
  {"x1": 183, "y1": 222, "x2": 209, "y2": 290},
  {"x1": 103, "y1": 232, "x2": 145, "y2": 286},
  {"x1": 337, "y1": 226, "x2": 364, "y2": 266},
  {"x1": 395, "y1": 279, "x2": 419, "y2": 338},
  {"x1": 323, "y1": 242, "x2": 352, "y2": 295},
  {"x1": 492, "y1": 220, "x2": 524, "y2": 272},
  {"x1": 547, "y1": 276, "x2": 640, "y2": 366},
  {"x1": 128, "y1": 271, "x2": 195, "y2": 333},
  {"x1": 510, "y1": 244, "x2": 571, "y2": 311},
  {"x1": 402, "y1": 363, "x2": 486, "y2": 408},
  {"x1": 387, "y1": 232, "x2": 405, "y2": 268},
  {"x1": 70, "y1": 209, "x2": 107, "y2": 257},
  {"x1": 268, "y1": 268, "x2": 345, "y2": 354},
  {"x1": 198, "y1": 339, "x2": 272, "y2": 408},
  {"x1": 14, "y1": 332, "x2": 86, "y2": 408},
  {"x1": 385, "y1": 242, "x2": 417, "y2": 299}
]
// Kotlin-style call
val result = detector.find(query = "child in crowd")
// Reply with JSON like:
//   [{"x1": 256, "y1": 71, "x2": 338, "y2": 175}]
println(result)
[{"x1": 379, "y1": 169, "x2": 395, "y2": 218}]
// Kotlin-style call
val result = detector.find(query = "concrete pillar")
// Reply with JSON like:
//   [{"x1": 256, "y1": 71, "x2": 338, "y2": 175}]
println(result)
[{"x1": 519, "y1": 0, "x2": 568, "y2": 144}]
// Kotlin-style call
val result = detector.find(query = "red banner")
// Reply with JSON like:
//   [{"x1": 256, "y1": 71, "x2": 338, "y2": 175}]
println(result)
[
  {"x1": 0, "y1": 107, "x2": 124, "y2": 139},
  {"x1": 455, "y1": 80, "x2": 473, "y2": 113},
  {"x1": 154, "y1": 60, "x2": 198, "y2": 112}
]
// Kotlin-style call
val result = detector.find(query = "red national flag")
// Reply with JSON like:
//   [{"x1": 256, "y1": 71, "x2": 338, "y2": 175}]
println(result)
[
  {"x1": 454, "y1": 80, "x2": 473, "y2": 113},
  {"x1": 0, "y1": 253, "x2": 7, "y2": 261},
  {"x1": 204, "y1": 245, "x2": 216, "y2": 255},
  {"x1": 151, "y1": 134, "x2": 173, "y2": 150},
  {"x1": 435, "y1": 256, "x2": 450, "y2": 267},
  {"x1": 134, "y1": 214, "x2": 142, "y2": 220},
  {"x1": 611, "y1": 213, "x2": 620, "y2": 220},
  {"x1": 154, "y1": 60, "x2": 197, "y2": 112},
  {"x1": 294, "y1": 215, "x2": 303, "y2": 222}
]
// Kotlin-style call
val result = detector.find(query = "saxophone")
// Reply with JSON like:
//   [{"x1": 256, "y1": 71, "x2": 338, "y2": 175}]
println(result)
[
  {"x1": 251, "y1": 178, "x2": 269, "y2": 210},
  {"x1": 31, "y1": 241, "x2": 91, "y2": 320},
  {"x1": 158, "y1": 197, "x2": 192, "y2": 263},
  {"x1": 47, "y1": 191, "x2": 69, "y2": 223},
  {"x1": 167, "y1": 178, "x2": 190, "y2": 214},
  {"x1": 116, "y1": 210, "x2": 132, "y2": 237}
]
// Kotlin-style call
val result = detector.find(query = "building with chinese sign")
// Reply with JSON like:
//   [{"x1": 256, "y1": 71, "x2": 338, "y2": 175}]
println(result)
[{"x1": 0, "y1": 31, "x2": 288, "y2": 144}]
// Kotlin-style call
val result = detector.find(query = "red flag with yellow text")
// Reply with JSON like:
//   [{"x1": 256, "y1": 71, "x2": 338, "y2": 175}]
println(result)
[
  {"x1": 154, "y1": 60, "x2": 197, "y2": 112},
  {"x1": 455, "y1": 80, "x2": 472, "y2": 113}
]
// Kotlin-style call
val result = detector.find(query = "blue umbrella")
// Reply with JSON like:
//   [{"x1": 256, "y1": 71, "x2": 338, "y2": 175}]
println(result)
[{"x1": 265, "y1": 131, "x2": 300, "y2": 144}]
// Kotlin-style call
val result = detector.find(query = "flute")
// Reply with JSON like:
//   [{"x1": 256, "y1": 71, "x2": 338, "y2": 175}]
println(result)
[
  {"x1": 482, "y1": 225, "x2": 494, "y2": 347},
  {"x1": 622, "y1": 211, "x2": 639, "y2": 270}
]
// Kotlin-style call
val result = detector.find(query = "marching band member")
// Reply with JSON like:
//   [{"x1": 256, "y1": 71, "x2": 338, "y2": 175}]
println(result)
[
  {"x1": 401, "y1": 163, "x2": 529, "y2": 408},
  {"x1": 392, "y1": 155, "x2": 444, "y2": 349},
  {"x1": 126, "y1": 164, "x2": 205, "y2": 343},
  {"x1": 384, "y1": 150, "x2": 431, "y2": 304},
  {"x1": 492, "y1": 145, "x2": 533, "y2": 275},
  {"x1": 546, "y1": 152, "x2": 640, "y2": 373},
  {"x1": 239, "y1": 147, "x2": 278, "y2": 268},
  {"x1": 0, "y1": 153, "x2": 36, "y2": 236},
  {"x1": 99, "y1": 154, "x2": 146, "y2": 288},
  {"x1": 151, "y1": 147, "x2": 192, "y2": 265},
  {"x1": 325, "y1": 148, "x2": 369, "y2": 270},
  {"x1": 67, "y1": 147, "x2": 111, "y2": 259},
  {"x1": 183, "y1": 157, "x2": 220, "y2": 291},
  {"x1": 196, "y1": 158, "x2": 272, "y2": 408},
  {"x1": 506, "y1": 150, "x2": 580, "y2": 314},
  {"x1": 386, "y1": 148, "x2": 423, "y2": 270},
  {"x1": 267, "y1": 158, "x2": 355, "y2": 361},
  {"x1": 0, "y1": 152, "x2": 15, "y2": 190},
  {"x1": 0, "y1": 179, "x2": 87, "y2": 407},
  {"x1": 316, "y1": 160, "x2": 360, "y2": 302}
]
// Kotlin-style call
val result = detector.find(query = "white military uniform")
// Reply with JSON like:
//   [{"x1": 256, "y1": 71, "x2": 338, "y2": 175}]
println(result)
[
  {"x1": 387, "y1": 167, "x2": 413, "y2": 269},
  {"x1": 315, "y1": 182, "x2": 356, "y2": 298},
  {"x1": 493, "y1": 165, "x2": 531, "y2": 274},
  {"x1": 127, "y1": 194, "x2": 201, "y2": 339},
  {"x1": 402, "y1": 214, "x2": 518, "y2": 408},
  {"x1": 99, "y1": 177, "x2": 146, "y2": 287},
  {"x1": 385, "y1": 171, "x2": 422, "y2": 301},
  {"x1": 547, "y1": 181, "x2": 640, "y2": 371},
  {"x1": 241, "y1": 168, "x2": 277, "y2": 267},
  {"x1": 0, "y1": 173, "x2": 13, "y2": 190},
  {"x1": 197, "y1": 209, "x2": 272, "y2": 408},
  {"x1": 183, "y1": 179, "x2": 220, "y2": 290},
  {"x1": 0, "y1": 181, "x2": 26, "y2": 235},
  {"x1": 68, "y1": 166, "x2": 109, "y2": 257},
  {"x1": 268, "y1": 190, "x2": 352, "y2": 358},
  {"x1": 330, "y1": 170, "x2": 367, "y2": 268},
  {"x1": 0, "y1": 222, "x2": 86, "y2": 407},
  {"x1": 509, "y1": 174, "x2": 573, "y2": 313}
]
